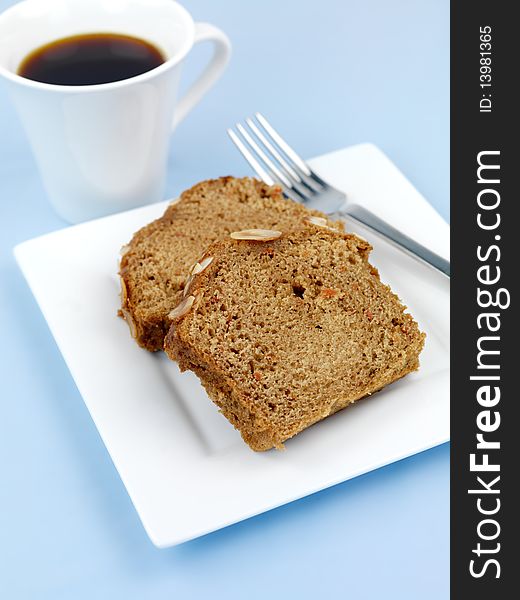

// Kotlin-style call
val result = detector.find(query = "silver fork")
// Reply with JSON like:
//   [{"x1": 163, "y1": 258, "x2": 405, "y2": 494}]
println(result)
[{"x1": 228, "y1": 113, "x2": 450, "y2": 278}]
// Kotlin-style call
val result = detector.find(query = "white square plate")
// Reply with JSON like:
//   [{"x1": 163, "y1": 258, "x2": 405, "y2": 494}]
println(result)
[{"x1": 14, "y1": 144, "x2": 450, "y2": 548}]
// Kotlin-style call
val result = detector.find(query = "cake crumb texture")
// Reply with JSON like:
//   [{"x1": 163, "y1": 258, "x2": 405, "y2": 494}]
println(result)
[{"x1": 165, "y1": 227, "x2": 425, "y2": 451}]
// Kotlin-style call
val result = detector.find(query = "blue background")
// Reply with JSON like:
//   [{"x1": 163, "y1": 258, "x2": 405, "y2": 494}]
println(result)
[{"x1": 0, "y1": 0, "x2": 449, "y2": 598}]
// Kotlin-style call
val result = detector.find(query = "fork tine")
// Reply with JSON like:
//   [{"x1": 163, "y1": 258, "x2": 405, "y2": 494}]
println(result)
[
  {"x1": 227, "y1": 129, "x2": 275, "y2": 186},
  {"x1": 228, "y1": 128, "x2": 304, "y2": 203},
  {"x1": 248, "y1": 117, "x2": 323, "y2": 195},
  {"x1": 245, "y1": 118, "x2": 302, "y2": 183},
  {"x1": 238, "y1": 122, "x2": 315, "y2": 201},
  {"x1": 254, "y1": 113, "x2": 327, "y2": 192},
  {"x1": 236, "y1": 123, "x2": 293, "y2": 189},
  {"x1": 255, "y1": 112, "x2": 312, "y2": 176}
]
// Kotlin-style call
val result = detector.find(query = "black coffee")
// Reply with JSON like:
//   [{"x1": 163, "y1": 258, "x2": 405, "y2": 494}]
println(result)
[{"x1": 18, "y1": 33, "x2": 165, "y2": 86}]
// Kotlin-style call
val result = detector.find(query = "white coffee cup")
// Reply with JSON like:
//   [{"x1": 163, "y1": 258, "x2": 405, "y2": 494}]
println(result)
[{"x1": 0, "y1": 0, "x2": 231, "y2": 223}]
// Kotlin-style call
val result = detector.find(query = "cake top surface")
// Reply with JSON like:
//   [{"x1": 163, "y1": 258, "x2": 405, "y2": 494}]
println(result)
[{"x1": 119, "y1": 176, "x2": 342, "y2": 350}]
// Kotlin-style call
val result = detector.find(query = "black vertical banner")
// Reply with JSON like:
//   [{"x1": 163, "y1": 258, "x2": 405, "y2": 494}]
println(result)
[{"x1": 451, "y1": 1, "x2": 517, "y2": 597}]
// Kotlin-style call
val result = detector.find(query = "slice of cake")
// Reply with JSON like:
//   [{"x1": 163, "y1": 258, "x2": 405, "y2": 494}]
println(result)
[
  {"x1": 164, "y1": 225, "x2": 426, "y2": 451},
  {"x1": 119, "y1": 177, "x2": 342, "y2": 351}
]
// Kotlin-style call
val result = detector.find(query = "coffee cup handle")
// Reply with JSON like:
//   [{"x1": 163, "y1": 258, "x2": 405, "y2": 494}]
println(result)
[{"x1": 172, "y1": 23, "x2": 231, "y2": 130}]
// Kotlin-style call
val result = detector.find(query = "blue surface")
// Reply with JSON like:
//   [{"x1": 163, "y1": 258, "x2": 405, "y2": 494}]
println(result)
[{"x1": 0, "y1": 0, "x2": 449, "y2": 598}]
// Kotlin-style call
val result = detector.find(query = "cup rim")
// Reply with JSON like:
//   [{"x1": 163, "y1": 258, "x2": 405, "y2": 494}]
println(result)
[{"x1": 0, "y1": 0, "x2": 195, "y2": 93}]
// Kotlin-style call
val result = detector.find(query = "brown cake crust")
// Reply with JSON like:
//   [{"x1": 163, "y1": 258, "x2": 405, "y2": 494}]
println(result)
[
  {"x1": 164, "y1": 226, "x2": 426, "y2": 451},
  {"x1": 119, "y1": 177, "x2": 342, "y2": 351}
]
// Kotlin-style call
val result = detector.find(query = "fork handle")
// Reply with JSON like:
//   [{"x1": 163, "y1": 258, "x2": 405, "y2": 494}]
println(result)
[{"x1": 339, "y1": 204, "x2": 450, "y2": 278}]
